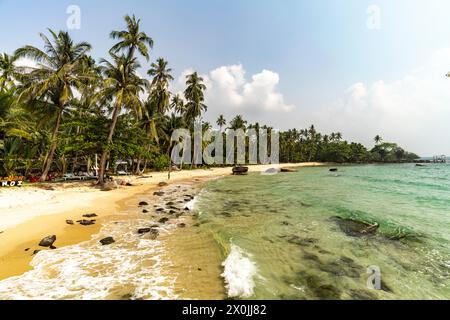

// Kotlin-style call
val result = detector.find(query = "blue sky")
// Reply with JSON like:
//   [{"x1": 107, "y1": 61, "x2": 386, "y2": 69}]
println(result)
[{"x1": 1, "y1": 0, "x2": 450, "y2": 155}]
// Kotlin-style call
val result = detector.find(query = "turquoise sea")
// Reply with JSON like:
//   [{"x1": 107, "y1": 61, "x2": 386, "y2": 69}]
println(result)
[{"x1": 195, "y1": 164, "x2": 450, "y2": 299}]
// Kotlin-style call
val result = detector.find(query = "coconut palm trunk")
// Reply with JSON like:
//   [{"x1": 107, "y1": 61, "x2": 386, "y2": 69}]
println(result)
[
  {"x1": 40, "y1": 108, "x2": 63, "y2": 182},
  {"x1": 98, "y1": 105, "x2": 120, "y2": 184}
]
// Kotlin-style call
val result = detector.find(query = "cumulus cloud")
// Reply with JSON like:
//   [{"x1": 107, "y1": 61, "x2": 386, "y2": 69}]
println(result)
[
  {"x1": 172, "y1": 64, "x2": 295, "y2": 126},
  {"x1": 314, "y1": 48, "x2": 450, "y2": 156}
]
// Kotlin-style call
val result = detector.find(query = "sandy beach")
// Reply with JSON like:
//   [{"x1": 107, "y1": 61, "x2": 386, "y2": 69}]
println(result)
[{"x1": 0, "y1": 163, "x2": 323, "y2": 283}]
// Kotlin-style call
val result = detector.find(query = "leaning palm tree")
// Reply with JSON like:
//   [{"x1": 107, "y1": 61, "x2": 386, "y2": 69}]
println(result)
[
  {"x1": 14, "y1": 29, "x2": 91, "y2": 181},
  {"x1": 183, "y1": 72, "x2": 207, "y2": 124},
  {"x1": 0, "y1": 53, "x2": 18, "y2": 92},
  {"x1": 110, "y1": 14, "x2": 153, "y2": 61},
  {"x1": 95, "y1": 53, "x2": 145, "y2": 184},
  {"x1": 216, "y1": 114, "x2": 226, "y2": 131}
]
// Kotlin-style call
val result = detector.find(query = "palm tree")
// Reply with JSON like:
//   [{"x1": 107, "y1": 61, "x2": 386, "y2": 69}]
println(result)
[
  {"x1": 95, "y1": 53, "x2": 145, "y2": 184},
  {"x1": 0, "y1": 53, "x2": 18, "y2": 92},
  {"x1": 183, "y1": 72, "x2": 207, "y2": 124},
  {"x1": 110, "y1": 14, "x2": 153, "y2": 61},
  {"x1": 148, "y1": 58, "x2": 173, "y2": 88},
  {"x1": 14, "y1": 29, "x2": 92, "y2": 181},
  {"x1": 147, "y1": 58, "x2": 173, "y2": 114},
  {"x1": 170, "y1": 94, "x2": 185, "y2": 115},
  {"x1": 216, "y1": 115, "x2": 226, "y2": 131},
  {"x1": 374, "y1": 135, "x2": 383, "y2": 145},
  {"x1": 229, "y1": 115, "x2": 247, "y2": 130}
]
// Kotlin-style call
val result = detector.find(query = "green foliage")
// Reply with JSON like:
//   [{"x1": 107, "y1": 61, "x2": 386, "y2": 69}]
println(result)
[{"x1": 152, "y1": 154, "x2": 170, "y2": 171}]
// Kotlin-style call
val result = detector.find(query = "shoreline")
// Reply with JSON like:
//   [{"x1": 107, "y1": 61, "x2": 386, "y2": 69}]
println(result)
[{"x1": 0, "y1": 163, "x2": 323, "y2": 292}]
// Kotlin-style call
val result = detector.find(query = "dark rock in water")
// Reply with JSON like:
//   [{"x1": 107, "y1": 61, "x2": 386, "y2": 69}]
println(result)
[
  {"x1": 32, "y1": 250, "x2": 41, "y2": 255},
  {"x1": 158, "y1": 182, "x2": 168, "y2": 187},
  {"x1": 319, "y1": 256, "x2": 362, "y2": 279},
  {"x1": 178, "y1": 223, "x2": 186, "y2": 228},
  {"x1": 139, "y1": 201, "x2": 149, "y2": 206},
  {"x1": 153, "y1": 191, "x2": 165, "y2": 196},
  {"x1": 332, "y1": 217, "x2": 379, "y2": 237},
  {"x1": 232, "y1": 166, "x2": 249, "y2": 175},
  {"x1": 83, "y1": 213, "x2": 98, "y2": 218},
  {"x1": 143, "y1": 209, "x2": 149, "y2": 213},
  {"x1": 78, "y1": 219, "x2": 95, "y2": 226},
  {"x1": 349, "y1": 289, "x2": 377, "y2": 300},
  {"x1": 281, "y1": 167, "x2": 298, "y2": 173},
  {"x1": 100, "y1": 237, "x2": 115, "y2": 245},
  {"x1": 138, "y1": 228, "x2": 151, "y2": 234},
  {"x1": 39, "y1": 235, "x2": 56, "y2": 247},
  {"x1": 281, "y1": 221, "x2": 291, "y2": 226},
  {"x1": 158, "y1": 217, "x2": 169, "y2": 224},
  {"x1": 66, "y1": 220, "x2": 74, "y2": 225},
  {"x1": 302, "y1": 252, "x2": 321, "y2": 262},
  {"x1": 329, "y1": 168, "x2": 338, "y2": 172},
  {"x1": 125, "y1": 182, "x2": 133, "y2": 186},
  {"x1": 25, "y1": 248, "x2": 30, "y2": 252},
  {"x1": 314, "y1": 284, "x2": 342, "y2": 300},
  {"x1": 166, "y1": 201, "x2": 175, "y2": 206},
  {"x1": 169, "y1": 210, "x2": 177, "y2": 214},
  {"x1": 286, "y1": 235, "x2": 319, "y2": 246},
  {"x1": 156, "y1": 208, "x2": 164, "y2": 212},
  {"x1": 50, "y1": 245, "x2": 57, "y2": 250}
]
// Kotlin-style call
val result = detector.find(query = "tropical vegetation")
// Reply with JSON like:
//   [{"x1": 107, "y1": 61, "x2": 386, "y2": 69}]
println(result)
[{"x1": 0, "y1": 15, "x2": 420, "y2": 181}]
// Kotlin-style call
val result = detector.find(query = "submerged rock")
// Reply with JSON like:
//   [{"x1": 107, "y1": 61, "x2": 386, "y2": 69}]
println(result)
[
  {"x1": 66, "y1": 220, "x2": 74, "y2": 225},
  {"x1": 100, "y1": 237, "x2": 115, "y2": 245},
  {"x1": 148, "y1": 228, "x2": 159, "y2": 240},
  {"x1": 142, "y1": 209, "x2": 149, "y2": 213},
  {"x1": 158, "y1": 182, "x2": 168, "y2": 187},
  {"x1": 39, "y1": 235, "x2": 56, "y2": 247},
  {"x1": 153, "y1": 191, "x2": 165, "y2": 196},
  {"x1": 332, "y1": 217, "x2": 379, "y2": 237},
  {"x1": 32, "y1": 250, "x2": 41, "y2": 255},
  {"x1": 178, "y1": 223, "x2": 186, "y2": 228}
]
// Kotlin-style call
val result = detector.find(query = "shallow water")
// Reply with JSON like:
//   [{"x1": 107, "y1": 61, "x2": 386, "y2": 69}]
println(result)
[{"x1": 194, "y1": 164, "x2": 450, "y2": 299}]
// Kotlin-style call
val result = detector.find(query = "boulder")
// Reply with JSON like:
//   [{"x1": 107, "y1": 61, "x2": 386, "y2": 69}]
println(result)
[
  {"x1": 281, "y1": 167, "x2": 298, "y2": 173},
  {"x1": 178, "y1": 223, "x2": 186, "y2": 228},
  {"x1": 138, "y1": 228, "x2": 151, "y2": 234},
  {"x1": 232, "y1": 166, "x2": 249, "y2": 175},
  {"x1": 153, "y1": 191, "x2": 165, "y2": 196},
  {"x1": 329, "y1": 168, "x2": 338, "y2": 172},
  {"x1": 100, "y1": 237, "x2": 115, "y2": 245},
  {"x1": 83, "y1": 213, "x2": 97, "y2": 218},
  {"x1": 39, "y1": 235, "x2": 56, "y2": 247},
  {"x1": 66, "y1": 220, "x2": 74, "y2": 225},
  {"x1": 32, "y1": 250, "x2": 41, "y2": 255},
  {"x1": 78, "y1": 219, "x2": 95, "y2": 226},
  {"x1": 158, "y1": 182, "x2": 168, "y2": 187},
  {"x1": 142, "y1": 209, "x2": 149, "y2": 213},
  {"x1": 139, "y1": 201, "x2": 149, "y2": 206},
  {"x1": 158, "y1": 217, "x2": 169, "y2": 224},
  {"x1": 332, "y1": 217, "x2": 379, "y2": 237}
]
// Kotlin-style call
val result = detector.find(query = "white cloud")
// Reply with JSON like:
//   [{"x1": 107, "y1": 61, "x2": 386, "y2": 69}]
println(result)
[
  {"x1": 314, "y1": 48, "x2": 450, "y2": 156},
  {"x1": 173, "y1": 64, "x2": 295, "y2": 126}
]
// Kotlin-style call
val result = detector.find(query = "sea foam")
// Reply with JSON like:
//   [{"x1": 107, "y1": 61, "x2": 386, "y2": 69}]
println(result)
[
  {"x1": 221, "y1": 244, "x2": 257, "y2": 298},
  {"x1": 0, "y1": 219, "x2": 178, "y2": 300}
]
